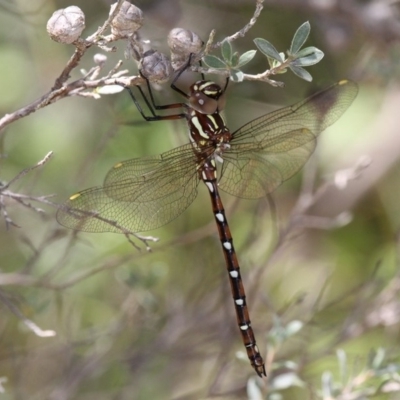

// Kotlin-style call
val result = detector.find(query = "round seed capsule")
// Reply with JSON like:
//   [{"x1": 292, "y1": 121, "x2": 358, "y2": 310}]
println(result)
[
  {"x1": 167, "y1": 28, "x2": 203, "y2": 56},
  {"x1": 46, "y1": 6, "x2": 85, "y2": 44},
  {"x1": 109, "y1": 1, "x2": 144, "y2": 37},
  {"x1": 168, "y1": 28, "x2": 203, "y2": 69},
  {"x1": 140, "y1": 50, "x2": 172, "y2": 83}
]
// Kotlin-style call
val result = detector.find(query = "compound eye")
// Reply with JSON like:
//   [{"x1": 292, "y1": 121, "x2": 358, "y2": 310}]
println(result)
[{"x1": 189, "y1": 92, "x2": 218, "y2": 114}]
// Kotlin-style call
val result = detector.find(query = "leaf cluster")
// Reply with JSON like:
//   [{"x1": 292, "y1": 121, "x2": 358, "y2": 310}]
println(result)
[{"x1": 204, "y1": 21, "x2": 324, "y2": 83}]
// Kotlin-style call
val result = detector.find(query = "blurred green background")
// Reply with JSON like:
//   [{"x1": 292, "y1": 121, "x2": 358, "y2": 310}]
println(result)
[{"x1": 1, "y1": 1, "x2": 400, "y2": 399}]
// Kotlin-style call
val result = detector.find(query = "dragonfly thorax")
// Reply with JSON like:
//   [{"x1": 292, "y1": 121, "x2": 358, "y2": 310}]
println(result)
[
  {"x1": 188, "y1": 109, "x2": 232, "y2": 153},
  {"x1": 188, "y1": 80, "x2": 226, "y2": 114},
  {"x1": 187, "y1": 81, "x2": 231, "y2": 152}
]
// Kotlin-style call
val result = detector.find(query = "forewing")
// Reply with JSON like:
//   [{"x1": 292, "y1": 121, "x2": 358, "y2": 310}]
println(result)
[
  {"x1": 218, "y1": 80, "x2": 357, "y2": 198},
  {"x1": 232, "y1": 80, "x2": 358, "y2": 144}
]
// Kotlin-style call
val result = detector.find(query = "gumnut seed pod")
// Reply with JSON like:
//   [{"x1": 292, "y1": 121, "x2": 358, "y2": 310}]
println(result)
[
  {"x1": 168, "y1": 28, "x2": 203, "y2": 69},
  {"x1": 168, "y1": 28, "x2": 203, "y2": 56},
  {"x1": 47, "y1": 6, "x2": 85, "y2": 44},
  {"x1": 140, "y1": 50, "x2": 172, "y2": 84},
  {"x1": 109, "y1": 1, "x2": 144, "y2": 37}
]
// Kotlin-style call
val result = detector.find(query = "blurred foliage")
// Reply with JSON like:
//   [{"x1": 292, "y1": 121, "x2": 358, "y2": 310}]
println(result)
[{"x1": 1, "y1": 1, "x2": 400, "y2": 400}]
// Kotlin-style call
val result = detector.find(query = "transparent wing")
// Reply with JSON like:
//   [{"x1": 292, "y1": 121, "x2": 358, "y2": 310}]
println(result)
[
  {"x1": 57, "y1": 144, "x2": 201, "y2": 233},
  {"x1": 103, "y1": 144, "x2": 198, "y2": 203},
  {"x1": 219, "y1": 80, "x2": 358, "y2": 198},
  {"x1": 57, "y1": 81, "x2": 358, "y2": 230},
  {"x1": 220, "y1": 130, "x2": 316, "y2": 198}
]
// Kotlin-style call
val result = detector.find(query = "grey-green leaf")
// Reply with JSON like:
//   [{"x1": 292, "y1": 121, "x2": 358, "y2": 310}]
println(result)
[
  {"x1": 231, "y1": 52, "x2": 240, "y2": 66},
  {"x1": 371, "y1": 348, "x2": 386, "y2": 369},
  {"x1": 236, "y1": 50, "x2": 256, "y2": 68},
  {"x1": 292, "y1": 48, "x2": 324, "y2": 66},
  {"x1": 290, "y1": 21, "x2": 310, "y2": 55},
  {"x1": 271, "y1": 373, "x2": 305, "y2": 390},
  {"x1": 336, "y1": 349, "x2": 347, "y2": 383},
  {"x1": 246, "y1": 377, "x2": 263, "y2": 400},
  {"x1": 292, "y1": 52, "x2": 324, "y2": 67},
  {"x1": 295, "y1": 46, "x2": 321, "y2": 58},
  {"x1": 97, "y1": 85, "x2": 124, "y2": 95},
  {"x1": 202, "y1": 55, "x2": 227, "y2": 69},
  {"x1": 285, "y1": 320, "x2": 303, "y2": 337},
  {"x1": 221, "y1": 40, "x2": 232, "y2": 63},
  {"x1": 254, "y1": 38, "x2": 283, "y2": 62},
  {"x1": 230, "y1": 69, "x2": 244, "y2": 82},
  {"x1": 321, "y1": 372, "x2": 334, "y2": 398},
  {"x1": 289, "y1": 64, "x2": 312, "y2": 81}
]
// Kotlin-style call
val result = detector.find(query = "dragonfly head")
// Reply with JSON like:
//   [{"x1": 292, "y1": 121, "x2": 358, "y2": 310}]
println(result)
[{"x1": 189, "y1": 80, "x2": 226, "y2": 114}]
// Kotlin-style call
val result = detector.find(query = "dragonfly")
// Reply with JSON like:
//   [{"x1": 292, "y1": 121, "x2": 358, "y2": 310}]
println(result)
[{"x1": 57, "y1": 73, "x2": 358, "y2": 377}]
